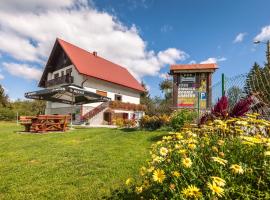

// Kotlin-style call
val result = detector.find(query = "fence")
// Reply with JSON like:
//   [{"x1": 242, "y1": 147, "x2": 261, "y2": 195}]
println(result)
[{"x1": 209, "y1": 71, "x2": 270, "y2": 120}]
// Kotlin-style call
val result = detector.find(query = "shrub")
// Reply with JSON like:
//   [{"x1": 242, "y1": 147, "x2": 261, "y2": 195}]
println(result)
[
  {"x1": 0, "y1": 107, "x2": 16, "y2": 121},
  {"x1": 170, "y1": 109, "x2": 197, "y2": 131},
  {"x1": 122, "y1": 114, "x2": 270, "y2": 199},
  {"x1": 140, "y1": 115, "x2": 170, "y2": 130},
  {"x1": 113, "y1": 118, "x2": 137, "y2": 128}
]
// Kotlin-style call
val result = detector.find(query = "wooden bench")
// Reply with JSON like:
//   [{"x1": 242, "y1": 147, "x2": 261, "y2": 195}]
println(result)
[{"x1": 20, "y1": 115, "x2": 70, "y2": 133}]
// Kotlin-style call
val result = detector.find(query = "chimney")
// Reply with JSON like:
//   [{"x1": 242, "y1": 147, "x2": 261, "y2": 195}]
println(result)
[{"x1": 93, "y1": 51, "x2": 97, "y2": 56}]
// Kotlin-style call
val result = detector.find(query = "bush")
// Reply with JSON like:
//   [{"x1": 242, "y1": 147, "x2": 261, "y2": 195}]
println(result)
[
  {"x1": 170, "y1": 109, "x2": 197, "y2": 131},
  {"x1": 140, "y1": 115, "x2": 170, "y2": 130},
  {"x1": 0, "y1": 107, "x2": 16, "y2": 121},
  {"x1": 122, "y1": 114, "x2": 270, "y2": 199},
  {"x1": 113, "y1": 118, "x2": 137, "y2": 128}
]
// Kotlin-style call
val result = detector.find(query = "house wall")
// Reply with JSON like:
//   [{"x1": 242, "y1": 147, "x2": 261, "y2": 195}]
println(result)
[{"x1": 45, "y1": 65, "x2": 142, "y2": 123}]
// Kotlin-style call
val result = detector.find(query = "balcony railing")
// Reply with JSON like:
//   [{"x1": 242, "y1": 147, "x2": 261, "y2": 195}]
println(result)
[{"x1": 45, "y1": 75, "x2": 74, "y2": 87}]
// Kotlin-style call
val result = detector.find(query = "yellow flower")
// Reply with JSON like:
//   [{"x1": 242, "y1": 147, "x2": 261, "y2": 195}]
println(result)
[
  {"x1": 125, "y1": 178, "x2": 132, "y2": 186},
  {"x1": 211, "y1": 157, "x2": 228, "y2": 166},
  {"x1": 172, "y1": 171, "x2": 181, "y2": 178},
  {"x1": 230, "y1": 164, "x2": 244, "y2": 174},
  {"x1": 159, "y1": 147, "x2": 168, "y2": 156},
  {"x1": 152, "y1": 169, "x2": 166, "y2": 183},
  {"x1": 140, "y1": 166, "x2": 147, "y2": 176},
  {"x1": 219, "y1": 152, "x2": 225, "y2": 158},
  {"x1": 181, "y1": 185, "x2": 202, "y2": 199},
  {"x1": 175, "y1": 144, "x2": 181, "y2": 149},
  {"x1": 207, "y1": 182, "x2": 225, "y2": 197},
  {"x1": 217, "y1": 140, "x2": 225, "y2": 146},
  {"x1": 264, "y1": 151, "x2": 270, "y2": 156},
  {"x1": 182, "y1": 157, "x2": 192, "y2": 168},
  {"x1": 188, "y1": 143, "x2": 196, "y2": 150},
  {"x1": 178, "y1": 149, "x2": 187, "y2": 154},
  {"x1": 211, "y1": 176, "x2": 226, "y2": 187},
  {"x1": 170, "y1": 183, "x2": 176, "y2": 190},
  {"x1": 143, "y1": 180, "x2": 150, "y2": 188},
  {"x1": 147, "y1": 166, "x2": 155, "y2": 172},
  {"x1": 212, "y1": 146, "x2": 219, "y2": 152},
  {"x1": 135, "y1": 186, "x2": 143, "y2": 194}
]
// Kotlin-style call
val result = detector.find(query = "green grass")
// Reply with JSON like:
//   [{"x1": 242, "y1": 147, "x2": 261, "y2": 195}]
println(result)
[{"x1": 0, "y1": 122, "x2": 166, "y2": 200}]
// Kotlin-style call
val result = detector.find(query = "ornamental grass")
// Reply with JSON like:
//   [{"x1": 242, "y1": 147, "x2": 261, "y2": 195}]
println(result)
[{"x1": 118, "y1": 114, "x2": 270, "y2": 199}]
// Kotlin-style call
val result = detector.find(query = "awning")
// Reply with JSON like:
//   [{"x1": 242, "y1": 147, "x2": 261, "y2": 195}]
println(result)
[{"x1": 25, "y1": 84, "x2": 110, "y2": 105}]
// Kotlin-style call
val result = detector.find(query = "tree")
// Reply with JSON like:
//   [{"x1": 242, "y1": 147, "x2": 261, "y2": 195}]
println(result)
[
  {"x1": 140, "y1": 82, "x2": 155, "y2": 116},
  {"x1": 245, "y1": 62, "x2": 270, "y2": 105},
  {"x1": 227, "y1": 86, "x2": 243, "y2": 109},
  {"x1": 159, "y1": 79, "x2": 172, "y2": 100},
  {"x1": 0, "y1": 84, "x2": 9, "y2": 107}
]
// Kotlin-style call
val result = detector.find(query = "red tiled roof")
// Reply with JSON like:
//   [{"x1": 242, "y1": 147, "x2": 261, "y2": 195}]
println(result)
[
  {"x1": 170, "y1": 63, "x2": 218, "y2": 71},
  {"x1": 57, "y1": 38, "x2": 145, "y2": 92}
]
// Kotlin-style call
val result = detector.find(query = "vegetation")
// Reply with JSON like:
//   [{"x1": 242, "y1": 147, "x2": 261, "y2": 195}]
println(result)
[
  {"x1": 170, "y1": 109, "x2": 197, "y2": 131},
  {"x1": 120, "y1": 114, "x2": 270, "y2": 199},
  {"x1": 0, "y1": 83, "x2": 46, "y2": 120},
  {"x1": 0, "y1": 122, "x2": 166, "y2": 199}
]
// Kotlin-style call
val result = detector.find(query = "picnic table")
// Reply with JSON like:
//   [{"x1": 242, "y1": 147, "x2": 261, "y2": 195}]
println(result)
[{"x1": 19, "y1": 115, "x2": 70, "y2": 133}]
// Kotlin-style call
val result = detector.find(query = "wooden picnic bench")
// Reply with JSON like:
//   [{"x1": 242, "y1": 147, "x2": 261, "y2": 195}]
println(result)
[{"x1": 19, "y1": 115, "x2": 70, "y2": 133}]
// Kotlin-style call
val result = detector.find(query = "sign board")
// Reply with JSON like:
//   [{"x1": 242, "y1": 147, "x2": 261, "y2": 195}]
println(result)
[{"x1": 177, "y1": 73, "x2": 197, "y2": 108}]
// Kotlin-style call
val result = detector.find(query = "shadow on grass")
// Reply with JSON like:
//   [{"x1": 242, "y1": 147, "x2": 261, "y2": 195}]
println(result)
[
  {"x1": 120, "y1": 128, "x2": 139, "y2": 133},
  {"x1": 148, "y1": 133, "x2": 168, "y2": 142}
]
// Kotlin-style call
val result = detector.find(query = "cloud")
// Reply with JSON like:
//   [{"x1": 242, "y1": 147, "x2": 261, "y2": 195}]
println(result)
[
  {"x1": 254, "y1": 25, "x2": 270, "y2": 41},
  {"x1": 200, "y1": 57, "x2": 226, "y2": 64},
  {"x1": 161, "y1": 25, "x2": 173, "y2": 33},
  {"x1": 233, "y1": 32, "x2": 247, "y2": 43},
  {"x1": 188, "y1": 60, "x2": 196, "y2": 64},
  {"x1": 2, "y1": 62, "x2": 42, "y2": 80},
  {"x1": 0, "y1": 0, "x2": 187, "y2": 80},
  {"x1": 159, "y1": 73, "x2": 170, "y2": 79},
  {"x1": 0, "y1": 73, "x2": 4, "y2": 80}
]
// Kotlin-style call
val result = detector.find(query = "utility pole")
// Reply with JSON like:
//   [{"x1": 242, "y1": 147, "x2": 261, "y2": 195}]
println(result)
[{"x1": 266, "y1": 40, "x2": 270, "y2": 68}]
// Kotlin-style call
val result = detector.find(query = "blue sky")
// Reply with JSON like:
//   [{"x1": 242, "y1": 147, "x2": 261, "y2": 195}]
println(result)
[{"x1": 0, "y1": 0, "x2": 270, "y2": 100}]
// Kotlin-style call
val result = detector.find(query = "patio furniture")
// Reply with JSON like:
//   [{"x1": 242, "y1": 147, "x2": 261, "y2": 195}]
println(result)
[{"x1": 19, "y1": 115, "x2": 70, "y2": 133}]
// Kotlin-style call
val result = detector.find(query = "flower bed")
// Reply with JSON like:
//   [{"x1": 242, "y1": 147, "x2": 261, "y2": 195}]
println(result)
[{"x1": 120, "y1": 114, "x2": 270, "y2": 199}]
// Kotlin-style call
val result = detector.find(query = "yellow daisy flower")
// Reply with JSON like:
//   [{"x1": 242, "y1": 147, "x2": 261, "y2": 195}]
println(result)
[
  {"x1": 181, "y1": 185, "x2": 202, "y2": 199},
  {"x1": 182, "y1": 157, "x2": 192, "y2": 168},
  {"x1": 188, "y1": 143, "x2": 196, "y2": 150},
  {"x1": 152, "y1": 169, "x2": 166, "y2": 183},
  {"x1": 230, "y1": 164, "x2": 244, "y2": 174},
  {"x1": 125, "y1": 178, "x2": 132, "y2": 186},
  {"x1": 159, "y1": 147, "x2": 168, "y2": 156},
  {"x1": 172, "y1": 171, "x2": 181, "y2": 178},
  {"x1": 211, "y1": 157, "x2": 228, "y2": 166},
  {"x1": 211, "y1": 176, "x2": 226, "y2": 187},
  {"x1": 135, "y1": 186, "x2": 143, "y2": 194},
  {"x1": 207, "y1": 182, "x2": 225, "y2": 197}
]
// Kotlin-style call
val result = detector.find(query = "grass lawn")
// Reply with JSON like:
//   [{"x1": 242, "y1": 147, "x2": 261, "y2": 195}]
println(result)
[{"x1": 0, "y1": 122, "x2": 166, "y2": 200}]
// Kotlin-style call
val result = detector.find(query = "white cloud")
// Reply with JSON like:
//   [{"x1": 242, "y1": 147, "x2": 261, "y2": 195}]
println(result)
[
  {"x1": 0, "y1": 0, "x2": 187, "y2": 80},
  {"x1": 200, "y1": 57, "x2": 226, "y2": 64},
  {"x1": 188, "y1": 60, "x2": 196, "y2": 64},
  {"x1": 233, "y1": 32, "x2": 247, "y2": 43},
  {"x1": 0, "y1": 73, "x2": 4, "y2": 80},
  {"x1": 159, "y1": 73, "x2": 170, "y2": 79},
  {"x1": 254, "y1": 25, "x2": 270, "y2": 41},
  {"x1": 2, "y1": 62, "x2": 42, "y2": 81}
]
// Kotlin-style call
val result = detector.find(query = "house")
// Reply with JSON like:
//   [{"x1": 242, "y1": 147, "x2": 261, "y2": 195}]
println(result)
[{"x1": 38, "y1": 38, "x2": 146, "y2": 125}]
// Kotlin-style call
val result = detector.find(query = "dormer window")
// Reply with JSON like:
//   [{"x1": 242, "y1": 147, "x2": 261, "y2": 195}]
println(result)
[
  {"x1": 54, "y1": 73, "x2": 59, "y2": 79},
  {"x1": 66, "y1": 68, "x2": 72, "y2": 76}
]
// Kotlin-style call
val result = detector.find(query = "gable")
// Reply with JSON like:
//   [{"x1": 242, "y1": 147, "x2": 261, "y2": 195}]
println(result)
[{"x1": 39, "y1": 38, "x2": 145, "y2": 93}]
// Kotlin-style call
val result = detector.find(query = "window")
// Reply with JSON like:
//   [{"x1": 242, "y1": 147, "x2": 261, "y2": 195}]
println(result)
[
  {"x1": 66, "y1": 68, "x2": 72, "y2": 76},
  {"x1": 115, "y1": 94, "x2": 122, "y2": 101},
  {"x1": 54, "y1": 73, "x2": 59, "y2": 79}
]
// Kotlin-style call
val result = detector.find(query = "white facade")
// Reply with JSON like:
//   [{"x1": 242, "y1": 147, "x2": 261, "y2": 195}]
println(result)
[{"x1": 45, "y1": 65, "x2": 144, "y2": 125}]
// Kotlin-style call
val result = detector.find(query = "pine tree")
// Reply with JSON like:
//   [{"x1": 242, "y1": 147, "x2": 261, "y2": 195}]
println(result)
[{"x1": 0, "y1": 84, "x2": 9, "y2": 107}]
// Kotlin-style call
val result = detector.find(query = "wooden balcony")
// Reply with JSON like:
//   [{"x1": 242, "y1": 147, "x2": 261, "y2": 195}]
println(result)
[
  {"x1": 45, "y1": 75, "x2": 74, "y2": 87},
  {"x1": 109, "y1": 101, "x2": 146, "y2": 111}
]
